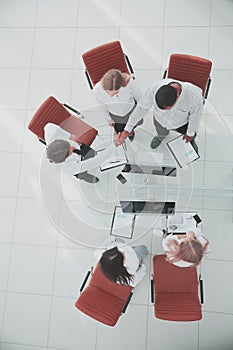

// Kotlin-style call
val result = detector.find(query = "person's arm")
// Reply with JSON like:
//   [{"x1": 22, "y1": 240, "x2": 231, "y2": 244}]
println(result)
[
  {"x1": 183, "y1": 94, "x2": 203, "y2": 142},
  {"x1": 130, "y1": 79, "x2": 143, "y2": 102},
  {"x1": 63, "y1": 144, "x2": 117, "y2": 175},
  {"x1": 115, "y1": 86, "x2": 155, "y2": 145},
  {"x1": 44, "y1": 123, "x2": 71, "y2": 144},
  {"x1": 131, "y1": 263, "x2": 146, "y2": 287}
]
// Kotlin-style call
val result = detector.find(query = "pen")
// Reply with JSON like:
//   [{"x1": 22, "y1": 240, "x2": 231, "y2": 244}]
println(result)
[{"x1": 110, "y1": 160, "x2": 120, "y2": 163}]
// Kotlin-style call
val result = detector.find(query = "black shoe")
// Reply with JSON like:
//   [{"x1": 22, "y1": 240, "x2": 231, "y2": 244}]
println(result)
[
  {"x1": 150, "y1": 136, "x2": 162, "y2": 149},
  {"x1": 128, "y1": 131, "x2": 135, "y2": 141},
  {"x1": 75, "y1": 172, "x2": 99, "y2": 183}
]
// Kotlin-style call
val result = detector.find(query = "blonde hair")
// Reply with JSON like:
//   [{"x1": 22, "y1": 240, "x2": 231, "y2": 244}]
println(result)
[
  {"x1": 165, "y1": 235, "x2": 209, "y2": 266},
  {"x1": 101, "y1": 69, "x2": 129, "y2": 91}
]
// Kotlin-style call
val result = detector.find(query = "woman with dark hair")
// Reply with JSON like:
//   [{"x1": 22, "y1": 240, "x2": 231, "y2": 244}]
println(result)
[
  {"x1": 94, "y1": 239, "x2": 148, "y2": 287},
  {"x1": 162, "y1": 228, "x2": 210, "y2": 267},
  {"x1": 93, "y1": 69, "x2": 143, "y2": 141}
]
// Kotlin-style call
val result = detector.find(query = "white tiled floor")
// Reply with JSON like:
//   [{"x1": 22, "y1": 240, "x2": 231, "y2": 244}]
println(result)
[{"x1": 0, "y1": 0, "x2": 233, "y2": 349}]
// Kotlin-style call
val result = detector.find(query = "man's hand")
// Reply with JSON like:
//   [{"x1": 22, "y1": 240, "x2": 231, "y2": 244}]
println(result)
[
  {"x1": 182, "y1": 134, "x2": 193, "y2": 143},
  {"x1": 108, "y1": 120, "x2": 115, "y2": 127},
  {"x1": 114, "y1": 130, "x2": 129, "y2": 146}
]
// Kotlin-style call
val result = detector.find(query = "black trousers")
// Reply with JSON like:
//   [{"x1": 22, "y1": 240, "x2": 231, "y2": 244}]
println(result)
[{"x1": 74, "y1": 144, "x2": 97, "y2": 179}]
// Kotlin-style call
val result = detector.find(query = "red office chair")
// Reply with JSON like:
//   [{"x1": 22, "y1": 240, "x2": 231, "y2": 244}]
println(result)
[
  {"x1": 28, "y1": 96, "x2": 98, "y2": 146},
  {"x1": 75, "y1": 263, "x2": 133, "y2": 327},
  {"x1": 151, "y1": 254, "x2": 203, "y2": 322},
  {"x1": 163, "y1": 53, "x2": 212, "y2": 99},
  {"x1": 82, "y1": 41, "x2": 135, "y2": 89}
]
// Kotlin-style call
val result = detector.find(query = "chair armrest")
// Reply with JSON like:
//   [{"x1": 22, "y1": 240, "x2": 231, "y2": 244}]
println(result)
[
  {"x1": 163, "y1": 69, "x2": 168, "y2": 79},
  {"x1": 204, "y1": 76, "x2": 211, "y2": 99},
  {"x1": 63, "y1": 103, "x2": 84, "y2": 119},
  {"x1": 199, "y1": 274, "x2": 204, "y2": 304},
  {"x1": 80, "y1": 267, "x2": 93, "y2": 292},
  {"x1": 84, "y1": 70, "x2": 94, "y2": 89},
  {"x1": 38, "y1": 138, "x2": 46, "y2": 146},
  {"x1": 122, "y1": 291, "x2": 134, "y2": 313},
  {"x1": 151, "y1": 275, "x2": 154, "y2": 303},
  {"x1": 124, "y1": 54, "x2": 135, "y2": 78}
]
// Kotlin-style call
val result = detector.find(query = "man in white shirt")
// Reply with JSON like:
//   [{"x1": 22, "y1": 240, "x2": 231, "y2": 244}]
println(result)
[
  {"x1": 44, "y1": 123, "x2": 116, "y2": 183},
  {"x1": 115, "y1": 79, "x2": 203, "y2": 152}
]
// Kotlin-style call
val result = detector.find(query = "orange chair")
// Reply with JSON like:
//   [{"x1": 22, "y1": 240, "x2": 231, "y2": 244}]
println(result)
[
  {"x1": 151, "y1": 254, "x2": 203, "y2": 322},
  {"x1": 75, "y1": 263, "x2": 133, "y2": 327},
  {"x1": 82, "y1": 41, "x2": 135, "y2": 89},
  {"x1": 163, "y1": 53, "x2": 212, "y2": 99},
  {"x1": 28, "y1": 96, "x2": 98, "y2": 146}
]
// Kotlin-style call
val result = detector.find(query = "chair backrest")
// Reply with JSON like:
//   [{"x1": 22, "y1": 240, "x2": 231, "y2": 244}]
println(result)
[
  {"x1": 28, "y1": 96, "x2": 98, "y2": 146},
  {"x1": 82, "y1": 41, "x2": 131, "y2": 88},
  {"x1": 153, "y1": 255, "x2": 202, "y2": 321},
  {"x1": 75, "y1": 264, "x2": 133, "y2": 326},
  {"x1": 166, "y1": 53, "x2": 212, "y2": 98}
]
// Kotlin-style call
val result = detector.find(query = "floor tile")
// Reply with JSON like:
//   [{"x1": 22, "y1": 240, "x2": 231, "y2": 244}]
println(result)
[
  {"x1": 28, "y1": 69, "x2": 73, "y2": 109},
  {"x1": 0, "y1": 292, "x2": 6, "y2": 340},
  {"x1": 48, "y1": 296, "x2": 97, "y2": 349},
  {"x1": 0, "y1": 0, "x2": 37, "y2": 27},
  {"x1": 36, "y1": 0, "x2": 78, "y2": 27},
  {"x1": 96, "y1": 304, "x2": 148, "y2": 350},
  {"x1": 53, "y1": 248, "x2": 95, "y2": 298},
  {"x1": 210, "y1": 0, "x2": 233, "y2": 25},
  {"x1": 32, "y1": 28, "x2": 76, "y2": 68},
  {"x1": 209, "y1": 26, "x2": 233, "y2": 70},
  {"x1": 8, "y1": 245, "x2": 56, "y2": 295},
  {"x1": 121, "y1": 0, "x2": 165, "y2": 27},
  {"x1": 13, "y1": 198, "x2": 59, "y2": 246},
  {"x1": 199, "y1": 312, "x2": 233, "y2": 350},
  {"x1": 202, "y1": 260, "x2": 233, "y2": 314},
  {"x1": 0, "y1": 244, "x2": 11, "y2": 291},
  {"x1": 0, "y1": 110, "x2": 26, "y2": 153},
  {"x1": 204, "y1": 161, "x2": 233, "y2": 189},
  {"x1": 209, "y1": 70, "x2": 233, "y2": 115},
  {"x1": 2, "y1": 292, "x2": 51, "y2": 346},
  {"x1": 162, "y1": 27, "x2": 209, "y2": 67},
  {"x1": 0, "y1": 68, "x2": 30, "y2": 109},
  {"x1": 0, "y1": 153, "x2": 21, "y2": 197},
  {"x1": 120, "y1": 27, "x2": 163, "y2": 69},
  {"x1": 203, "y1": 209, "x2": 233, "y2": 261},
  {"x1": 164, "y1": 0, "x2": 211, "y2": 26},
  {"x1": 0, "y1": 197, "x2": 16, "y2": 243},
  {"x1": 147, "y1": 307, "x2": 199, "y2": 350},
  {"x1": 0, "y1": 29, "x2": 34, "y2": 68},
  {"x1": 0, "y1": 344, "x2": 47, "y2": 350},
  {"x1": 77, "y1": 0, "x2": 121, "y2": 27}
]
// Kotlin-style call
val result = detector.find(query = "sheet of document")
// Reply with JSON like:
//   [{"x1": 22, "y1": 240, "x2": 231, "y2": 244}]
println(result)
[
  {"x1": 100, "y1": 145, "x2": 127, "y2": 171},
  {"x1": 167, "y1": 135, "x2": 199, "y2": 168},
  {"x1": 110, "y1": 206, "x2": 135, "y2": 239}
]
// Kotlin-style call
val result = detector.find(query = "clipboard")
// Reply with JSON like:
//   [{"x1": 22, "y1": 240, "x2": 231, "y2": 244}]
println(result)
[
  {"x1": 167, "y1": 135, "x2": 199, "y2": 168},
  {"x1": 110, "y1": 206, "x2": 136, "y2": 239},
  {"x1": 100, "y1": 144, "x2": 127, "y2": 171}
]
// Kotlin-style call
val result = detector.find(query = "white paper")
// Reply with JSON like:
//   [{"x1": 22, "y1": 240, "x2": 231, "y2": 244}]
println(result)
[
  {"x1": 167, "y1": 135, "x2": 199, "y2": 168},
  {"x1": 110, "y1": 207, "x2": 135, "y2": 239},
  {"x1": 100, "y1": 145, "x2": 127, "y2": 171}
]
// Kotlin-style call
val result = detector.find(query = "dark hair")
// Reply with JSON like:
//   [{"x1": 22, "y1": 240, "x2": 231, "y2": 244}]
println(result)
[
  {"x1": 99, "y1": 247, "x2": 133, "y2": 285},
  {"x1": 155, "y1": 84, "x2": 177, "y2": 109}
]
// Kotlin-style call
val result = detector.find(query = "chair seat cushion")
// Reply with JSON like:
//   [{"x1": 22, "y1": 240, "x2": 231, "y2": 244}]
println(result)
[
  {"x1": 155, "y1": 292, "x2": 202, "y2": 321},
  {"x1": 76, "y1": 285, "x2": 127, "y2": 326}
]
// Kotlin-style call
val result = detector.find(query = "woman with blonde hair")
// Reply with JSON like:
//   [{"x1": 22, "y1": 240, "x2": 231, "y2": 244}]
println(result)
[
  {"x1": 162, "y1": 229, "x2": 210, "y2": 267},
  {"x1": 93, "y1": 69, "x2": 143, "y2": 141}
]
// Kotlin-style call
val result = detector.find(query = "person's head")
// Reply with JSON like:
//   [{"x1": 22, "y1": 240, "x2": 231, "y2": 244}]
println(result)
[
  {"x1": 46, "y1": 139, "x2": 71, "y2": 163},
  {"x1": 99, "y1": 246, "x2": 133, "y2": 285},
  {"x1": 165, "y1": 232, "x2": 209, "y2": 266},
  {"x1": 101, "y1": 69, "x2": 123, "y2": 96},
  {"x1": 155, "y1": 83, "x2": 179, "y2": 109}
]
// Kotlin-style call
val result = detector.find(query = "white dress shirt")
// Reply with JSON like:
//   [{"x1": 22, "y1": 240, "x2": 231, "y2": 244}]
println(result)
[
  {"x1": 162, "y1": 227, "x2": 210, "y2": 267},
  {"x1": 94, "y1": 239, "x2": 146, "y2": 287},
  {"x1": 125, "y1": 79, "x2": 203, "y2": 136},
  {"x1": 93, "y1": 78, "x2": 143, "y2": 121},
  {"x1": 44, "y1": 123, "x2": 116, "y2": 176}
]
